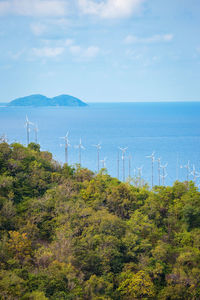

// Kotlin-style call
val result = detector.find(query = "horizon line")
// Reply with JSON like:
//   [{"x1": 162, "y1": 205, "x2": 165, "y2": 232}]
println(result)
[{"x1": 1, "y1": 100, "x2": 200, "y2": 104}]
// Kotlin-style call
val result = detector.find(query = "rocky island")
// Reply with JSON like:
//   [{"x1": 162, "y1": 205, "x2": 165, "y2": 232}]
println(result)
[{"x1": 8, "y1": 94, "x2": 87, "y2": 107}]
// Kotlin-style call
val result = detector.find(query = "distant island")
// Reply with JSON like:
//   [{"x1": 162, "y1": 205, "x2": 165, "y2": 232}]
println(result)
[{"x1": 7, "y1": 94, "x2": 87, "y2": 107}]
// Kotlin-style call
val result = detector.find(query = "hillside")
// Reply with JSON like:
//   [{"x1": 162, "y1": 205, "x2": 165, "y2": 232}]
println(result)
[
  {"x1": 8, "y1": 94, "x2": 87, "y2": 107},
  {"x1": 0, "y1": 141, "x2": 200, "y2": 299}
]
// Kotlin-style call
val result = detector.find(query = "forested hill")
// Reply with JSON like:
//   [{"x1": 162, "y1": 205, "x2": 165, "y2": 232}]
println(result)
[
  {"x1": 8, "y1": 94, "x2": 87, "y2": 107},
  {"x1": 0, "y1": 141, "x2": 200, "y2": 299}
]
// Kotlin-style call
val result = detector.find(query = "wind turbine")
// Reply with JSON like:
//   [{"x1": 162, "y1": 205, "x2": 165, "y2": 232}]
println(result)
[
  {"x1": 128, "y1": 154, "x2": 132, "y2": 178},
  {"x1": 0, "y1": 134, "x2": 8, "y2": 143},
  {"x1": 137, "y1": 165, "x2": 143, "y2": 187},
  {"x1": 25, "y1": 115, "x2": 34, "y2": 146},
  {"x1": 155, "y1": 157, "x2": 161, "y2": 186},
  {"x1": 161, "y1": 173, "x2": 168, "y2": 186},
  {"x1": 60, "y1": 132, "x2": 70, "y2": 164},
  {"x1": 100, "y1": 157, "x2": 107, "y2": 169},
  {"x1": 180, "y1": 161, "x2": 190, "y2": 182},
  {"x1": 160, "y1": 163, "x2": 168, "y2": 186},
  {"x1": 75, "y1": 138, "x2": 85, "y2": 166},
  {"x1": 190, "y1": 165, "x2": 200, "y2": 184},
  {"x1": 119, "y1": 147, "x2": 128, "y2": 182},
  {"x1": 93, "y1": 143, "x2": 101, "y2": 172},
  {"x1": 146, "y1": 152, "x2": 155, "y2": 188},
  {"x1": 34, "y1": 124, "x2": 39, "y2": 144}
]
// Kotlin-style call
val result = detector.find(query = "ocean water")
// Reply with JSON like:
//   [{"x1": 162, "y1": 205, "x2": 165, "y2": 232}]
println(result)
[{"x1": 0, "y1": 102, "x2": 200, "y2": 187}]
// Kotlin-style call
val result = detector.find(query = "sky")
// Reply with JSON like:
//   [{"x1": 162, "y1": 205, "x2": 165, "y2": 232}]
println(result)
[{"x1": 0, "y1": 0, "x2": 200, "y2": 103}]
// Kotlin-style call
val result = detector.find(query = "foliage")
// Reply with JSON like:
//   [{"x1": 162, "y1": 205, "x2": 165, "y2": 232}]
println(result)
[{"x1": 0, "y1": 142, "x2": 200, "y2": 299}]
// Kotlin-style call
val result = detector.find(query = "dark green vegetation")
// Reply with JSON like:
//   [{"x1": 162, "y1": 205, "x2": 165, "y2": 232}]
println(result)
[
  {"x1": 0, "y1": 142, "x2": 200, "y2": 299},
  {"x1": 8, "y1": 94, "x2": 87, "y2": 107}
]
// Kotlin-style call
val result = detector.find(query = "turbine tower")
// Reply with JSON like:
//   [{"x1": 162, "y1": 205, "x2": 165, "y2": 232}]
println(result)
[
  {"x1": 75, "y1": 138, "x2": 85, "y2": 166},
  {"x1": 119, "y1": 147, "x2": 128, "y2": 182},
  {"x1": 180, "y1": 161, "x2": 190, "y2": 182},
  {"x1": 156, "y1": 157, "x2": 161, "y2": 186},
  {"x1": 60, "y1": 132, "x2": 70, "y2": 164},
  {"x1": 100, "y1": 157, "x2": 107, "y2": 169},
  {"x1": 161, "y1": 173, "x2": 168, "y2": 186},
  {"x1": 34, "y1": 124, "x2": 39, "y2": 144},
  {"x1": 137, "y1": 166, "x2": 143, "y2": 187},
  {"x1": 160, "y1": 163, "x2": 168, "y2": 186},
  {"x1": 146, "y1": 152, "x2": 155, "y2": 188},
  {"x1": 25, "y1": 115, "x2": 34, "y2": 146},
  {"x1": 93, "y1": 143, "x2": 101, "y2": 172},
  {"x1": 190, "y1": 165, "x2": 200, "y2": 184},
  {"x1": 128, "y1": 155, "x2": 132, "y2": 178}
]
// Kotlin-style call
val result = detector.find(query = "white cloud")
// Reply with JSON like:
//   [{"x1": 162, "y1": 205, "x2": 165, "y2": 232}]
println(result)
[
  {"x1": 30, "y1": 23, "x2": 47, "y2": 36},
  {"x1": 65, "y1": 39, "x2": 74, "y2": 46},
  {"x1": 125, "y1": 49, "x2": 143, "y2": 60},
  {"x1": 69, "y1": 45, "x2": 82, "y2": 55},
  {"x1": 78, "y1": 0, "x2": 144, "y2": 19},
  {"x1": 30, "y1": 38, "x2": 99, "y2": 61},
  {"x1": 30, "y1": 19, "x2": 69, "y2": 38},
  {"x1": 69, "y1": 44, "x2": 99, "y2": 59},
  {"x1": 66, "y1": 39, "x2": 100, "y2": 60},
  {"x1": 125, "y1": 48, "x2": 161, "y2": 67},
  {"x1": 32, "y1": 47, "x2": 65, "y2": 57},
  {"x1": 0, "y1": 2, "x2": 10, "y2": 15},
  {"x1": 84, "y1": 46, "x2": 99, "y2": 58},
  {"x1": 124, "y1": 34, "x2": 174, "y2": 44},
  {"x1": 0, "y1": 0, "x2": 68, "y2": 17}
]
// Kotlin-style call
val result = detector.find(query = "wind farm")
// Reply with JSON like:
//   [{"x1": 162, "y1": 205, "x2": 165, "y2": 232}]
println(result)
[{"x1": 2, "y1": 112, "x2": 199, "y2": 189}]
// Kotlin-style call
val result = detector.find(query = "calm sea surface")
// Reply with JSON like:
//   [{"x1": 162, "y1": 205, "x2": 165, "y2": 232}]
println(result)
[{"x1": 0, "y1": 102, "x2": 200, "y2": 186}]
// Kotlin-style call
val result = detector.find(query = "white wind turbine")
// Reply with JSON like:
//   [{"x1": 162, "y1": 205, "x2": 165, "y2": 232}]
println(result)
[
  {"x1": 93, "y1": 143, "x2": 101, "y2": 172},
  {"x1": 25, "y1": 115, "x2": 34, "y2": 145},
  {"x1": 137, "y1": 165, "x2": 143, "y2": 187},
  {"x1": 75, "y1": 138, "x2": 85, "y2": 166},
  {"x1": 180, "y1": 161, "x2": 190, "y2": 182},
  {"x1": 60, "y1": 132, "x2": 70, "y2": 164},
  {"x1": 119, "y1": 147, "x2": 128, "y2": 182},
  {"x1": 160, "y1": 163, "x2": 168, "y2": 186},
  {"x1": 0, "y1": 134, "x2": 8, "y2": 143},
  {"x1": 146, "y1": 152, "x2": 155, "y2": 188},
  {"x1": 34, "y1": 124, "x2": 39, "y2": 144},
  {"x1": 128, "y1": 154, "x2": 132, "y2": 178},
  {"x1": 156, "y1": 157, "x2": 161, "y2": 186},
  {"x1": 100, "y1": 157, "x2": 107, "y2": 169},
  {"x1": 190, "y1": 165, "x2": 200, "y2": 184}
]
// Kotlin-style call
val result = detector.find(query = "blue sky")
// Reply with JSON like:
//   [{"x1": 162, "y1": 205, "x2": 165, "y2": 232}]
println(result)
[{"x1": 0, "y1": 0, "x2": 200, "y2": 102}]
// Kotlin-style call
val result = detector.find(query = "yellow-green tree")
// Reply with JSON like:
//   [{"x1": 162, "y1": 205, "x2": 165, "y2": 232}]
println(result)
[{"x1": 118, "y1": 270, "x2": 155, "y2": 299}]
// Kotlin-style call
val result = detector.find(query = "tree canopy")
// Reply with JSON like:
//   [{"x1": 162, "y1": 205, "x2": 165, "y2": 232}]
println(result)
[{"x1": 0, "y1": 142, "x2": 200, "y2": 299}]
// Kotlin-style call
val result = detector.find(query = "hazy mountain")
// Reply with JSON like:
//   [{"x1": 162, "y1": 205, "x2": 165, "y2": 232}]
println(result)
[{"x1": 8, "y1": 94, "x2": 87, "y2": 107}]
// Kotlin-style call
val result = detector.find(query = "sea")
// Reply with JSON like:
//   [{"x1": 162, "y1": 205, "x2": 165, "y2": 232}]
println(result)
[{"x1": 0, "y1": 102, "x2": 200, "y2": 187}]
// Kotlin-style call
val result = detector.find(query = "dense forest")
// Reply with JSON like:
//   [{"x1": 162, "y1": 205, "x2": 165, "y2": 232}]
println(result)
[{"x1": 0, "y1": 141, "x2": 200, "y2": 299}]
